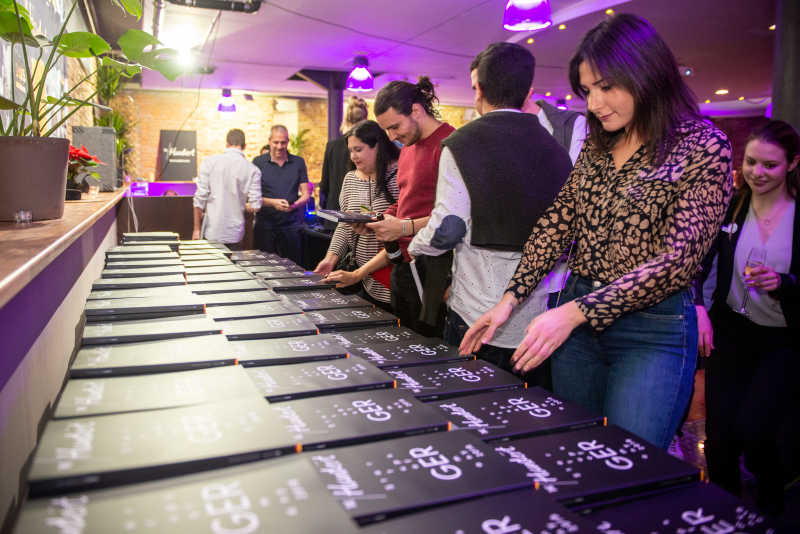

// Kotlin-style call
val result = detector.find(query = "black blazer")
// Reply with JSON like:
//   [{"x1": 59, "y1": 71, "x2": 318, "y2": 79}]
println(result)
[{"x1": 699, "y1": 194, "x2": 800, "y2": 332}]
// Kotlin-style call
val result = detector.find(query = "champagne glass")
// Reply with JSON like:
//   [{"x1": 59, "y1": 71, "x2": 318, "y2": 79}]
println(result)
[{"x1": 739, "y1": 247, "x2": 767, "y2": 315}]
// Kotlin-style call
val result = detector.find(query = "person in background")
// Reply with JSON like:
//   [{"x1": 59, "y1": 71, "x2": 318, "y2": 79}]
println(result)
[
  {"x1": 523, "y1": 96, "x2": 586, "y2": 165},
  {"x1": 697, "y1": 119, "x2": 799, "y2": 514},
  {"x1": 319, "y1": 96, "x2": 369, "y2": 216},
  {"x1": 355, "y1": 78, "x2": 455, "y2": 337},
  {"x1": 460, "y1": 13, "x2": 733, "y2": 449},
  {"x1": 260, "y1": 145, "x2": 269, "y2": 156},
  {"x1": 409, "y1": 42, "x2": 571, "y2": 375},
  {"x1": 252, "y1": 124, "x2": 309, "y2": 264},
  {"x1": 192, "y1": 128, "x2": 261, "y2": 249},
  {"x1": 314, "y1": 120, "x2": 400, "y2": 309}
]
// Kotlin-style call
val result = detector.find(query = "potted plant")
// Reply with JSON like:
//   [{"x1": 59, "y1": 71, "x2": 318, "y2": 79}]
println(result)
[
  {"x1": 0, "y1": 0, "x2": 182, "y2": 221},
  {"x1": 65, "y1": 144, "x2": 103, "y2": 200}
]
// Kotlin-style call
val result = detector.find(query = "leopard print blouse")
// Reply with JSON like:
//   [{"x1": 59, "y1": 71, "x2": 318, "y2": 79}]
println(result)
[{"x1": 507, "y1": 119, "x2": 733, "y2": 331}]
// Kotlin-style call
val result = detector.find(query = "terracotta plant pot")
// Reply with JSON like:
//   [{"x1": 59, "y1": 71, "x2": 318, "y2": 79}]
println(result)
[{"x1": 0, "y1": 137, "x2": 69, "y2": 221}]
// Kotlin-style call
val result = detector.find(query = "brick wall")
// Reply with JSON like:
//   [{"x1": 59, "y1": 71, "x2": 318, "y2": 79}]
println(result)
[{"x1": 65, "y1": 57, "x2": 96, "y2": 141}]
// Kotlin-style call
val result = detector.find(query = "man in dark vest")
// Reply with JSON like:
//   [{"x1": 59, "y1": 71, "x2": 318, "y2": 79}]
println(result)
[{"x1": 408, "y1": 42, "x2": 572, "y2": 374}]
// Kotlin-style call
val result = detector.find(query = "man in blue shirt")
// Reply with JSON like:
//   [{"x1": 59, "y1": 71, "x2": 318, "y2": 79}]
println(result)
[{"x1": 252, "y1": 124, "x2": 309, "y2": 263}]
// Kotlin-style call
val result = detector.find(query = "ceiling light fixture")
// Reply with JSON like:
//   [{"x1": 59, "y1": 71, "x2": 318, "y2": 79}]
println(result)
[
  {"x1": 680, "y1": 65, "x2": 694, "y2": 77},
  {"x1": 217, "y1": 88, "x2": 236, "y2": 112},
  {"x1": 769, "y1": 24, "x2": 776, "y2": 31},
  {"x1": 557, "y1": 23, "x2": 566, "y2": 30},
  {"x1": 545, "y1": 91, "x2": 551, "y2": 97},
  {"x1": 715, "y1": 89, "x2": 729, "y2": 95},
  {"x1": 565, "y1": 94, "x2": 572, "y2": 100},
  {"x1": 704, "y1": 99, "x2": 711, "y2": 104},
  {"x1": 526, "y1": 37, "x2": 534, "y2": 44},
  {"x1": 605, "y1": 8, "x2": 614, "y2": 15},
  {"x1": 738, "y1": 96, "x2": 745, "y2": 101},
  {"x1": 346, "y1": 56, "x2": 374, "y2": 92},
  {"x1": 503, "y1": 0, "x2": 552, "y2": 32}
]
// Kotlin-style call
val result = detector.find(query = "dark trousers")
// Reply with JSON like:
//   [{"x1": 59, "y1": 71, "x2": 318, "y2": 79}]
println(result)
[
  {"x1": 390, "y1": 260, "x2": 445, "y2": 338},
  {"x1": 254, "y1": 224, "x2": 302, "y2": 265},
  {"x1": 443, "y1": 308, "x2": 515, "y2": 373},
  {"x1": 705, "y1": 303, "x2": 798, "y2": 513}
]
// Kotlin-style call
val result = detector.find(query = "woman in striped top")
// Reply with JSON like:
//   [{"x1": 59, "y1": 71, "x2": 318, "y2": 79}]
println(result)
[{"x1": 314, "y1": 120, "x2": 400, "y2": 306}]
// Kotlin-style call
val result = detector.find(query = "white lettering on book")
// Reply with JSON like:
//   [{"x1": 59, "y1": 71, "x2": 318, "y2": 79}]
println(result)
[
  {"x1": 352, "y1": 399, "x2": 391, "y2": 422},
  {"x1": 448, "y1": 367, "x2": 482, "y2": 382},
  {"x1": 201, "y1": 481, "x2": 259, "y2": 534},
  {"x1": 355, "y1": 347, "x2": 386, "y2": 364},
  {"x1": 494, "y1": 445, "x2": 559, "y2": 493},
  {"x1": 73, "y1": 382, "x2": 104, "y2": 412},
  {"x1": 287, "y1": 340, "x2": 310, "y2": 352},
  {"x1": 388, "y1": 370, "x2": 424, "y2": 393},
  {"x1": 44, "y1": 495, "x2": 89, "y2": 534},
  {"x1": 408, "y1": 344, "x2": 437, "y2": 357},
  {"x1": 438, "y1": 403, "x2": 490, "y2": 435},
  {"x1": 374, "y1": 330, "x2": 399, "y2": 342},
  {"x1": 577, "y1": 440, "x2": 634, "y2": 470},
  {"x1": 182, "y1": 415, "x2": 222, "y2": 443},
  {"x1": 250, "y1": 369, "x2": 277, "y2": 392},
  {"x1": 274, "y1": 405, "x2": 310, "y2": 437},
  {"x1": 317, "y1": 364, "x2": 348, "y2": 381},
  {"x1": 86, "y1": 346, "x2": 111, "y2": 365},
  {"x1": 680, "y1": 509, "x2": 742, "y2": 534},
  {"x1": 311, "y1": 454, "x2": 364, "y2": 510},
  {"x1": 507, "y1": 397, "x2": 551, "y2": 418},
  {"x1": 266, "y1": 319, "x2": 286, "y2": 328},
  {"x1": 350, "y1": 310, "x2": 370, "y2": 319},
  {"x1": 56, "y1": 422, "x2": 96, "y2": 471},
  {"x1": 409, "y1": 445, "x2": 462, "y2": 481}
]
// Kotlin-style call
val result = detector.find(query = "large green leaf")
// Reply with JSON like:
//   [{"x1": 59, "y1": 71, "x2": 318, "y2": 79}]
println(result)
[
  {"x1": 117, "y1": 29, "x2": 160, "y2": 62},
  {"x1": 57, "y1": 31, "x2": 111, "y2": 57},
  {"x1": 138, "y1": 48, "x2": 183, "y2": 81},
  {"x1": 101, "y1": 56, "x2": 141, "y2": 78},
  {"x1": 0, "y1": 11, "x2": 38, "y2": 46},
  {"x1": 110, "y1": 0, "x2": 142, "y2": 19},
  {"x1": 0, "y1": 94, "x2": 21, "y2": 110}
]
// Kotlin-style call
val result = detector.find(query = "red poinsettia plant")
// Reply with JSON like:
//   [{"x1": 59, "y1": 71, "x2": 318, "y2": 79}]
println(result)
[{"x1": 67, "y1": 145, "x2": 104, "y2": 189}]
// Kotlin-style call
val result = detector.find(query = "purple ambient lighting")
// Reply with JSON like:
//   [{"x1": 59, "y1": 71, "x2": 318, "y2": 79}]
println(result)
[
  {"x1": 346, "y1": 56, "x2": 374, "y2": 92},
  {"x1": 503, "y1": 0, "x2": 552, "y2": 32},
  {"x1": 217, "y1": 88, "x2": 236, "y2": 112},
  {"x1": 556, "y1": 97, "x2": 568, "y2": 110}
]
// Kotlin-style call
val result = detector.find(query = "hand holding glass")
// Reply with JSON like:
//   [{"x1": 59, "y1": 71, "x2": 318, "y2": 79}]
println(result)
[{"x1": 739, "y1": 247, "x2": 767, "y2": 315}]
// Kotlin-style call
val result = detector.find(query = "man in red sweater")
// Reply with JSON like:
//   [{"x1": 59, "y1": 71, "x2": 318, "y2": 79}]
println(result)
[{"x1": 353, "y1": 77, "x2": 454, "y2": 336}]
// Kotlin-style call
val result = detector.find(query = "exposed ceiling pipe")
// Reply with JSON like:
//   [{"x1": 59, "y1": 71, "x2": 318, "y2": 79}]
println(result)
[{"x1": 165, "y1": 0, "x2": 262, "y2": 13}]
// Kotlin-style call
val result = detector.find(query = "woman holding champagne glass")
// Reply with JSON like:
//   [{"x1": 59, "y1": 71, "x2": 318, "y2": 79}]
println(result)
[{"x1": 696, "y1": 120, "x2": 800, "y2": 514}]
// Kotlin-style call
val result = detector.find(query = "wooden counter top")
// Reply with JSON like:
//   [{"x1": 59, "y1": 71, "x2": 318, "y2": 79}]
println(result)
[{"x1": 0, "y1": 190, "x2": 126, "y2": 309}]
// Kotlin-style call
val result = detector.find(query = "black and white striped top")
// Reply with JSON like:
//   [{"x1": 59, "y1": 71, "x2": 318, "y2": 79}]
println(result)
[{"x1": 328, "y1": 166, "x2": 399, "y2": 303}]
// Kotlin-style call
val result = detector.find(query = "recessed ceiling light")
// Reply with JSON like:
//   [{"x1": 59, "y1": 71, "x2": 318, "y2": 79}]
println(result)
[
  {"x1": 545, "y1": 91, "x2": 551, "y2": 97},
  {"x1": 715, "y1": 89, "x2": 729, "y2": 95},
  {"x1": 704, "y1": 99, "x2": 711, "y2": 104},
  {"x1": 565, "y1": 94, "x2": 572, "y2": 100},
  {"x1": 558, "y1": 24, "x2": 566, "y2": 30},
  {"x1": 738, "y1": 96, "x2": 745, "y2": 101},
  {"x1": 605, "y1": 8, "x2": 614, "y2": 15},
  {"x1": 769, "y1": 24, "x2": 776, "y2": 31},
  {"x1": 527, "y1": 37, "x2": 534, "y2": 44}
]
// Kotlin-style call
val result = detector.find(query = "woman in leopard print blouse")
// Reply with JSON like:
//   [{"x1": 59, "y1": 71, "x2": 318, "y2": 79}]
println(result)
[{"x1": 461, "y1": 14, "x2": 733, "y2": 449}]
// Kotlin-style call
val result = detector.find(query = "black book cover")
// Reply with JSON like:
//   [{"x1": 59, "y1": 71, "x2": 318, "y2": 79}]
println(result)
[
  {"x1": 255, "y1": 269, "x2": 315, "y2": 280},
  {"x1": 91, "y1": 275, "x2": 187, "y2": 290},
  {"x1": 221, "y1": 315, "x2": 318, "y2": 340},
  {"x1": 185, "y1": 271, "x2": 254, "y2": 283},
  {"x1": 105, "y1": 252, "x2": 180, "y2": 262},
  {"x1": 232, "y1": 334, "x2": 348, "y2": 366},
  {"x1": 305, "y1": 308, "x2": 400, "y2": 332},
  {"x1": 27, "y1": 398, "x2": 300, "y2": 497},
  {"x1": 84, "y1": 296, "x2": 204, "y2": 318},
  {"x1": 308, "y1": 431, "x2": 531, "y2": 525},
  {"x1": 69, "y1": 334, "x2": 236, "y2": 377},
  {"x1": 122, "y1": 231, "x2": 179, "y2": 242},
  {"x1": 243, "y1": 264, "x2": 289, "y2": 274},
  {"x1": 328, "y1": 326, "x2": 436, "y2": 348},
  {"x1": 586, "y1": 482, "x2": 779, "y2": 533},
  {"x1": 491, "y1": 424, "x2": 700, "y2": 509},
  {"x1": 432, "y1": 387, "x2": 603, "y2": 442},
  {"x1": 244, "y1": 356, "x2": 394, "y2": 402},
  {"x1": 106, "y1": 245, "x2": 174, "y2": 255},
  {"x1": 349, "y1": 342, "x2": 472, "y2": 370},
  {"x1": 287, "y1": 291, "x2": 373, "y2": 311},
  {"x1": 86, "y1": 286, "x2": 194, "y2": 301},
  {"x1": 100, "y1": 266, "x2": 186, "y2": 278},
  {"x1": 183, "y1": 264, "x2": 246, "y2": 274},
  {"x1": 387, "y1": 360, "x2": 523, "y2": 401},
  {"x1": 16, "y1": 456, "x2": 359, "y2": 534},
  {"x1": 205, "y1": 301, "x2": 302, "y2": 321},
  {"x1": 264, "y1": 277, "x2": 337, "y2": 292},
  {"x1": 190, "y1": 280, "x2": 267, "y2": 294},
  {"x1": 273, "y1": 388, "x2": 448, "y2": 451},
  {"x1": 361, "y1": 488, "x2": 595, "y2": 534},
  {"x1": 81, "y1": 316, "x2": 222, "y2": 346},
  {"x1": 103, "y1": 258, "x2": 184, "y2": 269},
  {"x1": 55, "y1": 366, "x2": 263, "y2": 418},
  {"x1": 200, "y1": 290, "x2": 282, "y2": 306}
]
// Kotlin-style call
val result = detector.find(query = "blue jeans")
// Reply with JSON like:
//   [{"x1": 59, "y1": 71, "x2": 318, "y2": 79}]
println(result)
[
  {"x1": 549, "y1": 275, "x2": 697, "y2": 449},
  {"x1": 443, "y1": 308, "x2": 515, "y2": 374}
]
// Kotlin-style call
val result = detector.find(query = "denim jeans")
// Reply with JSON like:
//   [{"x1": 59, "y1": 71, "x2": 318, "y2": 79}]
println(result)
[
  {"x1": 443, "y1": 308, "x2": 515, "y2": 374},
  {"x1": 549, "y1": 275, "x2": 697, "y2": 449}
]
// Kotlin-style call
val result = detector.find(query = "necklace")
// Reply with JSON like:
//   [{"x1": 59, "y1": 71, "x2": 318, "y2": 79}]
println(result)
[{"x1": 752, "y1": 201, "x2": 786, "y2": 227}]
